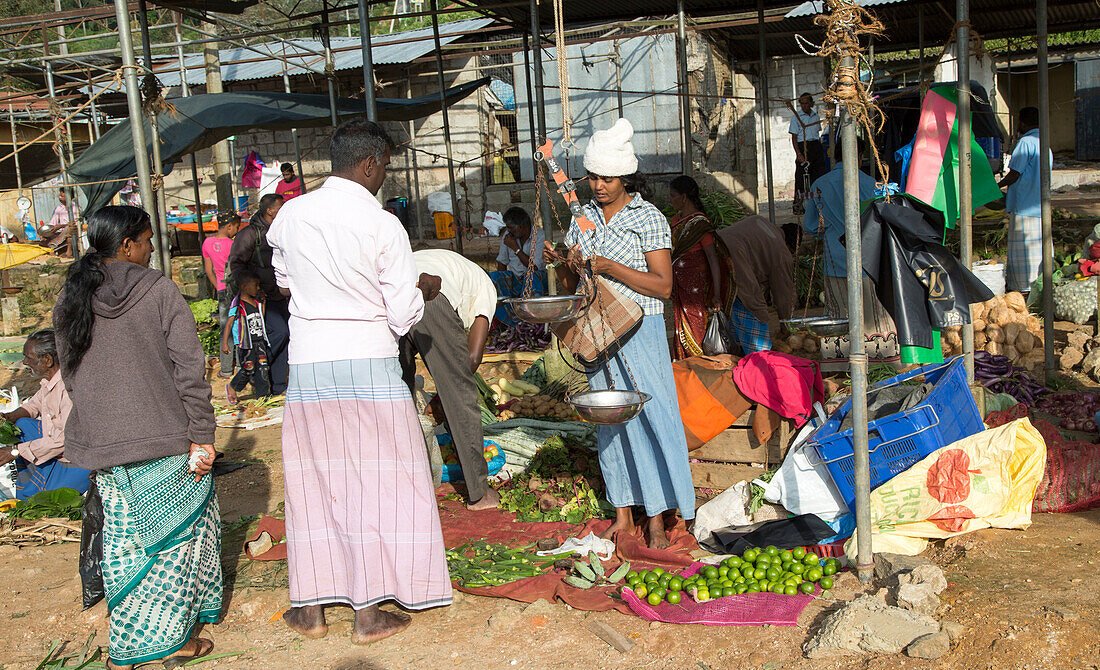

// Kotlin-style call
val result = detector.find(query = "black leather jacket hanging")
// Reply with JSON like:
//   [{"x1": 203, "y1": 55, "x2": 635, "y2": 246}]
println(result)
[{"x1": 856, "y1": 196, "x2": 994, "y2": 349}]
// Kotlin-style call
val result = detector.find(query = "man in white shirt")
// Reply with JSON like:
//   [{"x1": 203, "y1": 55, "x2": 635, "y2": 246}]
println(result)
[
  {"x1": 268, "y1": 119, "x2": 451, "y2": 645},
  {"x1": 491, "y1": 206, "x2": 546, "y2": 326},
  {"x1": 789, "y1": 93, "x2": 829, "y2": 216},
  {"x1": 400, "y1": 249, "x2": 499, "y2": 509}
]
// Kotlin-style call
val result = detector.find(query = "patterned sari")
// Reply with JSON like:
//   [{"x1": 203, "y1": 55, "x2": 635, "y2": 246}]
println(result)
[
  {"x1": 670, "y1": 212, "x2": 731, "y2": 359},
  {"x1": 99, "y1": 453, "x2": 223, "y2": 666}
]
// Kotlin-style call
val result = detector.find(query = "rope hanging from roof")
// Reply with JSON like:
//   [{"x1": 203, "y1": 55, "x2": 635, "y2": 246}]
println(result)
[
  {"x1": 552, "y1": 0, "x2": 572, "y2": 143},
  {"x1": 811, "y1": 0, "x2": 891, "y2": 185}
]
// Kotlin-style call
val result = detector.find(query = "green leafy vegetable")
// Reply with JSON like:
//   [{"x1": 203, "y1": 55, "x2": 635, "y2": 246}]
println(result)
[
  {"x1": 0, "y1": 419, "x2": 22, "y2": 445},
  {"x1": 9, "y1": 487, "x2": 83, "y2": 520}
]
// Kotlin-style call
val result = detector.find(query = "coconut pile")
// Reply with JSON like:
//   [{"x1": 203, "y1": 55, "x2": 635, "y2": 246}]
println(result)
[{"x1": 941, "y1": 292, "x2": 1045, "y2": 373}]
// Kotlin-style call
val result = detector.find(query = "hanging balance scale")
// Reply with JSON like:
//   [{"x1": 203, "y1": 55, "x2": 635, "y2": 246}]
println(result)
[{"x1": 502, "y1": 137, "x2": 649, "y2": 425}]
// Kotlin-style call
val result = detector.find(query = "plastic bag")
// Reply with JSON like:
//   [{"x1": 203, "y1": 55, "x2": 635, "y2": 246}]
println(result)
[
  {"x1": 692, "y1": 481, "x2": 753, "y2": 543},
  {"x1": 1053, "y1": 276, "x2": 1098, "y2": 324},
  {"x1": 761, "y1": 403, "x2": 850, "y2": 522},
  {"x1": 701, "y1": 311, "x2": 732, "y2": 356},
  {"x1": 79, "y1": 474, "x2": 105, "y2": 610},
  {"x1": 843, "y1": 417, "x2": 1045, "y2": 557}
]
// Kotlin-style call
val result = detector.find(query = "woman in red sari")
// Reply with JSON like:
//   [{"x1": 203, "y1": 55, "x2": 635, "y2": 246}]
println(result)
[{"x1": 668, "y1": 176, "x2": 729, "y2": 359}]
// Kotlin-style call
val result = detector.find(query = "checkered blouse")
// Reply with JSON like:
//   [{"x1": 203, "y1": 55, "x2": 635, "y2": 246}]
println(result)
[{"x1": 565, "y1": 194, "x2": 671, "y2": 315}]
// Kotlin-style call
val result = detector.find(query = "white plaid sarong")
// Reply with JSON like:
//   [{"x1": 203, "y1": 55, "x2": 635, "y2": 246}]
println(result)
[{"x1": 1007, "y1": 214, "x2": 1043, "y2": 293}]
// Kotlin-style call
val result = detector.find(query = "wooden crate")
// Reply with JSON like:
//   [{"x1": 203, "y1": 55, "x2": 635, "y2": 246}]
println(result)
[{"x1": 689, "y1": 409, "x2": 795, "y2": 490}]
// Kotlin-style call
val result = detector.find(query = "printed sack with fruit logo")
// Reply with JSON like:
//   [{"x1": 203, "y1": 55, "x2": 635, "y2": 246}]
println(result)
[{"x1": 843, "y1": 417, "x2": 1046, "y2": 557}]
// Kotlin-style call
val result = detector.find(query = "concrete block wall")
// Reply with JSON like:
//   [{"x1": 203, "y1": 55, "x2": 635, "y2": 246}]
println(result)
[{"x1": 755, "y1": 56, "x2": 829, "y2": 213}]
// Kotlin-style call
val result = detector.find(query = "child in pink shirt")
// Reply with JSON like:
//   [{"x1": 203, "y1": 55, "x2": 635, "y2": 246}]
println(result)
[{"x1": 202, "y1": 214, "x2": 240, "y2": 377}]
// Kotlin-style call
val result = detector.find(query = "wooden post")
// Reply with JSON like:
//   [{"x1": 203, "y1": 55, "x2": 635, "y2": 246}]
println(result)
[{"x1": 2, "y1": 297, "x2": 20, "y2": 337}]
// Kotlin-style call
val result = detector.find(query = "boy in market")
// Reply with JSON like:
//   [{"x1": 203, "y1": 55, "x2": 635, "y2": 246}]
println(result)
[{"x1": 221, "y1": 274, "x2": 271, "y2": 403}]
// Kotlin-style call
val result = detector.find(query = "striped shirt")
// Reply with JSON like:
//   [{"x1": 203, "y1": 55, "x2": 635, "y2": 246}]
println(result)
[{"x1": 565, "y1": 194, "x2": 671, "y2": 315}]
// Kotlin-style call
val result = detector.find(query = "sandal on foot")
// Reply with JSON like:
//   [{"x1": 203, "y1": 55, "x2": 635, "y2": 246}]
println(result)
[{"x1": 161, "y1": 638, "x2": 214, "y2": 669}]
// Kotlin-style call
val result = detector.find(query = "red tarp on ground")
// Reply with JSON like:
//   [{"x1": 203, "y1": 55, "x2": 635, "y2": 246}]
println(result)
[
  {"x1": 438, "y1": 498, "x2": 697, "y2": 614},
  {"x1": 244, "y1": 497, "x2": 702, "y2": 614}
]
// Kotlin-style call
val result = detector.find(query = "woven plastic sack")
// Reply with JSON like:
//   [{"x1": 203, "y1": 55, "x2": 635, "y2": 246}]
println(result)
[
  {"x1": 621, "y1": 561, "x2": 815, "y2": 626},
  {"x1": 843, "y1": 417, "x2": 1046, "y2": 557},
  {"x1": 1053, "y1": 276, "x2": 1097, "y2": 324},
  {"x1": 988, "y1": 403, "x2": 1100, "y2": 513}
]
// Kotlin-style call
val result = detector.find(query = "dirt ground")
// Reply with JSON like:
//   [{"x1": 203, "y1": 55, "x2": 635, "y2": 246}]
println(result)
[
  {"x1": 4, "y1": 362, "x2": 1100, "y2": 668},
  {"x1": 5, "y1": 190, "x2": 1100, "y2": 668}
]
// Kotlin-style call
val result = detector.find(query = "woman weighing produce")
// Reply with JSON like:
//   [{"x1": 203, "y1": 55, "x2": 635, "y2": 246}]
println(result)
[
  {"x1": 543, "y1": 118, "x2": 695, "y2": 549},
  {"x1": 53, "y1": 206, "x2": 220, "y2": 668}
]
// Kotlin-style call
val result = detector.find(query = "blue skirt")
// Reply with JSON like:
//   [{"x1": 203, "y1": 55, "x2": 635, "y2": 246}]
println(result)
[{"x1": 587, "y1": 314, "x2": 696, "y2": 520}]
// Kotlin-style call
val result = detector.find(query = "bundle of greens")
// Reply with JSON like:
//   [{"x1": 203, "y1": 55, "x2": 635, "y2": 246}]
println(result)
[
  {"x1": 8, "y1": 487, "x2": 83, "y2": 521},
  {"x1": 495, "y1": 435, "x2": 612, "y2": 524},
  {"x1": 0, "y1": 419, "x2": 21, "y2": 445}
]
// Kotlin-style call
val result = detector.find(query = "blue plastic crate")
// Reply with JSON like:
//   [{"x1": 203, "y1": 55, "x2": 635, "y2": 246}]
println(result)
[{"x1": 804, "y1": 356, "x2": 982, "y2": 511}]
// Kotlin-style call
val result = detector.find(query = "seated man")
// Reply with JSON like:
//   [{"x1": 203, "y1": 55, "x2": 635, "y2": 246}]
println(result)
[
  {"x1": 0, "y1": 329, "x2": 90, "y2": 499},
  {"x1": 489, "y1": 206, "x2": 547, "y2": 327},
  {"x1": 400, "y1": 249, "x2": 500, "y2": 510}
]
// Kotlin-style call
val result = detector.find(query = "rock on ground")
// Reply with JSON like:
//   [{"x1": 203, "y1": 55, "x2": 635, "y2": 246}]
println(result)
[
  {"x1": 1061, "y1": 347, "x2": 1085, "y2": 370},
  {"x1": 940, "y1": 620, "x2": 966, "y2": 644},
  {"x1": 1067, "y1": 330, "x2": 1091, "y2": 351},
  {"x1": 1081, "y1": 349, "x2": 1100, "y2": 380},
  {"x1": 803, "y1": 595, "x2": 940, "y2": 658},
  {"x1": 898, "y1": 563, "x2": 948, "y2": 595},
  {"x1": 874, "y1": 553, "x2": 932, "y2": 583},
  {"x1": 906, "y1": 631, "x2": 952, "y2": 659},
  {"x1": 896, "y1": 582, "x2": 941, "y2": 617}
]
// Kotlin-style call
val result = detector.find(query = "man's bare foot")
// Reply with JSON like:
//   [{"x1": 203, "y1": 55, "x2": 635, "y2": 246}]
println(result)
[
  {"x1": 283, "y1": 605, "x2": 328, "y2": 639},
  {"x1": 646, "y1": 516, "x2": 672, "y2": 550},
  {"x1": 599, "y1": 507, "x2": 636, "y2": 540},
  {"x1": 467, "y1": 486, "x2": 500, "y2": 511},
  {"x1": 352, "y1": 605, "x2": 412, "y2": 645},
  {"x1": 226, "y1": 385, "x2": 238, "y2": 404}
]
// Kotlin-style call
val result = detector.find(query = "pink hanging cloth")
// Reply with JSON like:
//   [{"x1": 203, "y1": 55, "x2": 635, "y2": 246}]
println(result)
[
  {"x1": 732, "y1": 351, "x2": 825, "y2": 428},
  {"x1": 242, "y1": 151, "x2": 265, "y2": 189}
]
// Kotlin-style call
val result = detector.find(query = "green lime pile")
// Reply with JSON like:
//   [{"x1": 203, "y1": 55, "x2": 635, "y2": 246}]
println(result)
[{"x1": 624, "y1": 545, "x2": 840, "y2": 606}]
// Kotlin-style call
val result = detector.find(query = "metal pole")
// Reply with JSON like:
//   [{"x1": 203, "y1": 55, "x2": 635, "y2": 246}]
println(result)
[
  {"x1": 86, "y1": 72, "x2": 101, "y2": 140},
  {"x1": 613, "y1": 42, "x2": 624, "y2": 118},
  {"x1": 407, "y1": 79, "x2": 425, "y2": 244},
  {"x1": 282, "y1": 68, "x2": 307, "y2": 197},
  {"x1": 522, "y1": 32, "x2": 538, "y2": 158},
  {"x1": 957, "y1": 0, "x2": 974, "y2": 382},
  {"x1": 917, "y1": 5, "x2": 924, "y2": 83},
  {"x1": 321, "y1": 1, "x2": 340, "y2": 126},
  {"x1": 44, "y1": 61, "x2": 81, "y2": 260},
  {"x1": 7, "y1": 105, "x2": 22, "y2": 193},
  {"x1": 676, "y1": 0, "x2": 692, "y2": 174},
  {"x1": 113, "y1": 0, "x2": 156, "y2": 267},
  {"x1": 176, "y1": 14, "x2": 206, "y2": 250},
  {"x1": 430, "y1": 0, "x2": 463, "y2": 255},
  {"x1": 757, "y1": 0, "x2": 775, "y2": 224},
  {"x1": 137, "y1": 0, "x2": 172, "y2": 272},
  {"x1": 1038, "y1": 0, "x2": 1054, "y2": 378},
  {"x1": 840, "y1": 55, "x2": 872, "y2": 584},
  {"x1": 203, "y1": 21, "x2": 236, "y2": 219},
  {"x1": 228, "y1": 136, "x2": 239, "y2": 206},
  {"x1": 530, "y1": 0, "x2": 553, "y2": 249},
  {"x1": 357, "y1": 0, "x2": 378, "y2": 121}
]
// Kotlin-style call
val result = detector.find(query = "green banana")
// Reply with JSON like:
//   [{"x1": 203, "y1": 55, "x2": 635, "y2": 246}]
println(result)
[
  {"x1": 606, "y1": 562, "x2": 630, "y2": 584},
  {"x1": 588, "y1": 551, "x2": 605, "y2": 578},
  {"x1": 574, "y1": 561, "x2": 597, "y2": 582},
  {"x1": 563, "y1": 575, "x2": 594, "y2": 589}
]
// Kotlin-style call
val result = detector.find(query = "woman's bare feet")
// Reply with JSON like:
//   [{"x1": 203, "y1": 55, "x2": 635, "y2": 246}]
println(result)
[
  {"x1": 467, "y1": 486, "x2": 500, "y2": 511},
  {"x1": 283, "y1": 605, "x2": 328, "y2": 639},
  {"x1": 599, "y1": 506, "x2": 636, "y2": 540},
  {"x1": 107, "y1": 637, "x2": 214, "y2": 670},
  {"x1": 646, "y1": 515, "x2": 671, "y2": 550},
  {"x1": 352, "y1": 605, "x2": 412, "y2": 645}
]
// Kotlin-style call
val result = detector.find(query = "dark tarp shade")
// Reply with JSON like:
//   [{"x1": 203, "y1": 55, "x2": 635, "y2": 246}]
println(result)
[{"x1": 69, "y1": 79, "x2": 487, "y2": 214}]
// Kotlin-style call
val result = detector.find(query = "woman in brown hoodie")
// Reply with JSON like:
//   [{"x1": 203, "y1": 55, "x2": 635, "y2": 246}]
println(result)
[{"x1": 53, "y1": 206, "x2": 220, "y2": 669}]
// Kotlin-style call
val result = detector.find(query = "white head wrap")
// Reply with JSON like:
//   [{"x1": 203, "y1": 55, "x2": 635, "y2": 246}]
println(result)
[{"x1": 582, "y1": 118, "x2": 639, "y2": 177}]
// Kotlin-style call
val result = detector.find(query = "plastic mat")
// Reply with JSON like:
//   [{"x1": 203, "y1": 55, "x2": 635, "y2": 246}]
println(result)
[{"x1": 621, "y1": 561, "x2": 816, "y2": 626}]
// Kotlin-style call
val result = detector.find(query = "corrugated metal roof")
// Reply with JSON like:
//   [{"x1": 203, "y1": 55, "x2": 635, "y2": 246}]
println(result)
[
  {"x1": 150, "y1": 17, "x2": 494, "y2": 88},
  {"x1": 785, "y1": 0, "x2": 906, "y2": 19}
]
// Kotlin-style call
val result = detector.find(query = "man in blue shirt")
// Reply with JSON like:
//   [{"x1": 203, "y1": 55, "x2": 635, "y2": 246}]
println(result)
[
  {"x1": 802, "y1": 139, "x2": 900, "y2": 369},
  {"x1": 998, "y1": 107, "x2": 1052, "y2": 294}
]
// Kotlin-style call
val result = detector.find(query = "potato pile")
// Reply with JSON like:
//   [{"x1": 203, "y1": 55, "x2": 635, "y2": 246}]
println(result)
[
  {"x1": 773, "y1": 332, "x2": 821, "y2": 357},
  {"x1": 499, "y1": 395, "x2": 577, "y2": 421},
  {"x1": 942, "y1": 291, "x2": 1044, "y2": 372}
]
